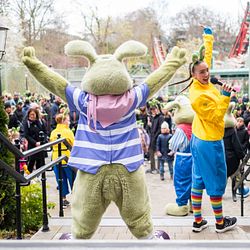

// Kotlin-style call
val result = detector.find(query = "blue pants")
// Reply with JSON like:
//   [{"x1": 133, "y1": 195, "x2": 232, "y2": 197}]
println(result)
[
  {"x1": 158, "y1": 158, "x2": 173, "y2": 177},
  {"x1": 173, "y1": 152, "x2": 192, "y2": 206},
  {"x1": 53, "y1": 164, "x2": 75, "y2": 197},
  {"x1": 190, "y1": 135, "x2": 227, "y2": 196}
]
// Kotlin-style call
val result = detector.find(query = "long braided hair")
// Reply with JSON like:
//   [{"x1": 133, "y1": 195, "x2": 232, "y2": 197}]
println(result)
[{"x1": 169, "y1": 44, "x2": 206, "y2": 94}]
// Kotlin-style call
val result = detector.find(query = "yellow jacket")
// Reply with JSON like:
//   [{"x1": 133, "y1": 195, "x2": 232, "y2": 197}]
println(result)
[
  {"x1": 190, "y1": 80, "x2": 230, "y2": 140},
  {"x1": 50, "y1": 124, "x2": 74, "y2": 165},
  {"x1": 189, "y1": 33, "x2": 230, "y2": 141}
]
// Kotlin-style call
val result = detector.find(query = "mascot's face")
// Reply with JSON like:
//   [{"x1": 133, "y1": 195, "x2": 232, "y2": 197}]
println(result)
[
  {"x1": 164, "y1": 95, "x2": 194, "y2": 124},
  {"x1": 64, "y1": 40, "x2": 148, "y2": 96},
  {"x1": 82, "y1": 55, "x2": 132, "y2": 95}
]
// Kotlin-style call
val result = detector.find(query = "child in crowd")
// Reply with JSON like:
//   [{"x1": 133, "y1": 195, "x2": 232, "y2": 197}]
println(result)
[
  {"x1": 50, "y1": 112, "x2": 75, "y2": 208},
  {"x1": 156, "y1": 121, "x2": 174, "y2": 180}
]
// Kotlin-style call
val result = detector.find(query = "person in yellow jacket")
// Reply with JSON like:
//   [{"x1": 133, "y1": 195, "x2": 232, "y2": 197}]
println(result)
[
  {"x1": 50, "y1": 113, "x2": 75, "y2": 208},
  {"x1": 169, "y1": 26, "x2": 237, "y2": 234},
  {"x1": 189, "y1": 27, "x2": 237, "y2": 234}
]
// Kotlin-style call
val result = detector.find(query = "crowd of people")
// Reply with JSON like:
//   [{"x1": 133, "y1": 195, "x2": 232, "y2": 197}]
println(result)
[
  {"x1": 137, "y1": 94, "x2": 250, "y2": 171},
  {"x1": 2, "y1": 88, "x2": 250, "y2": 213},
  {"x1": 2, "y1": 22, "x2": 250, "y2": 239},
  {"x1": 3, "y1": 91, "x2": 79, "y2": 208}
]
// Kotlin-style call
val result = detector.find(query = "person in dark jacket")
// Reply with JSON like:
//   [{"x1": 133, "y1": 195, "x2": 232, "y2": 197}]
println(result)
[
  {"x1": 223, "y1": 127, "x2": 245, "y2": 177},
  {"x1": 243, "y1": 105, "x2": 250, "y2": 127},
  {"x1": 236, "y1": 117, "x2": 249, "y2": 152},
  {"x1": 224, "y1": 106, "x2": 249, "y2": 199},
  {"x1": 40, "y1": 96, "x2": 52, "y2": 135},
  {"x1": 8, "y1": 101, "x2": 25, "y2": 129},
  {"x1": 156, "y1": 121, "x2": 174, "y2": 180},
  {"x1": 146, "y1": 104, "x2": 164, "y2": 174},
  {"x1": 22, "y1": 108, "x2": 48, "y2": 173},
  {"x1": 235, "y1": 117, "x2": 250, "y2": 197},
  {"x1": 50, "y1": 96, "x2": 62, "y2": 130}
]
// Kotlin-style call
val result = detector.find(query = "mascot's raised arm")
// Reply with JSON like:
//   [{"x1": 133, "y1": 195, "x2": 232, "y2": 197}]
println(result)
[
  {"x1": 22, "y1": 40, "x2": 186, "y2": 100},
  {"x1": 22, "y1": 40, "x2": 186, "y2": 240}
]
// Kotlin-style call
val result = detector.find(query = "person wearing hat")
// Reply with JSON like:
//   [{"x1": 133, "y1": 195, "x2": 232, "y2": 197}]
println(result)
[
  {"x1": 156, "y1": 121, "x2": 174, "y2": 180},
  {"x1": 8, "y1": 100, "x2": 24, "y2": 129},
  {"x1": 146, "y1": 101, "x2": 165, "y2": 174},
  {"x1": 4, "y1": 102, "x2": 13, "y2": 128},
  {"x1": 13, "y1": 92, "x2": 21, "y2": 106},
  {"x1": 4, "y1": 102, "x2": 12, "y2": 115}
]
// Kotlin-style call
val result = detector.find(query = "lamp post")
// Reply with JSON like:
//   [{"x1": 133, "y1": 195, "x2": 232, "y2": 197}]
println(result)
[{"x1": 0, "y1": 25, "x2": 9, "y2": 97}]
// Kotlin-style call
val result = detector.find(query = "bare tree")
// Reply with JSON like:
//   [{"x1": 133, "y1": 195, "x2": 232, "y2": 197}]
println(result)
[
  {"x1": 149, "y1": 0, "x2": 169, "y2": 31},
  {"x1": 166, "y1": 6, "x2": 238, "y2": 58},
  {"x1": 0, "y1": 0, "x2": 10, "y2": 15},
  {"x1": 124, "y1": 7, "x2": 165, "y2": 56},
  {"x1": 79, "y1": 5, "x2": 112, "y2": 54},
  {"x1": 10, "y1": 0, "x2": 58, "y2": 45}
]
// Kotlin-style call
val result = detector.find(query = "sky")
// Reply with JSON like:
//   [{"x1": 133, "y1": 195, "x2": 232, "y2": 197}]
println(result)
[{"x1": 54, "y1": 0, "x2": 249, "y2": 36}]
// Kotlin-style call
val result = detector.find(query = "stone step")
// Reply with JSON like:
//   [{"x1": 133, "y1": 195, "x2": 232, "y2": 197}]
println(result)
[
  {"x1": 2, "y1": 240, "x2": 250, "y2": 250},
  {"x1": 49, "y1": 215, "x2": 250, "y2": 227},
  {"x1": 31, "y1": 215, "x2": 250, "y2": 242}
]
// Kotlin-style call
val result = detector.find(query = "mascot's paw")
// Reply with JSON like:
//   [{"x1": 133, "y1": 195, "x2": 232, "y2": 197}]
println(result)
[
  {"x1": 165, "y1": 203, "x2": 189, "y2": 216},
  {"x1": 145, "y1": 45, "x2": 187, "y2": 92},
  {"x1": 23, "y1": 46, "x2": 36, "y2": 57},
  {"x1": 22, "y1": 46, "x2": 41, "y2": 68},
  {"x1": 154, "y1": 230, "x2": 170, "y2": 240},
  {"x1": 165, "y1": 46, "x2": 187, "y2": 68}
]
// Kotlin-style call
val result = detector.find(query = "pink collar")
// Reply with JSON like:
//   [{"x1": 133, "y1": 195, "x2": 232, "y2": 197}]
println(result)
[
  {"x1": 87, "y1": 90, "x2": 135, "y2": 131},
  {"x1": 177, "y1": 123, "x2": 192, "y2": 141}
]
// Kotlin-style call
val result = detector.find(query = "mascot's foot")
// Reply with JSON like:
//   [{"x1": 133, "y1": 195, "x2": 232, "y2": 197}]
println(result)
[
  {"x1": 154, "y1": 230, "x2": 170, "y2": 240},
  {"x1": 189, "y1": 202, "x2": 193, "y2": 213},
  {"x1": 165, "y1": 203, "x2": 189, "y2": 216},
  {"x1": 59, "y1": 233, "x2": 73, "y2": 240}
]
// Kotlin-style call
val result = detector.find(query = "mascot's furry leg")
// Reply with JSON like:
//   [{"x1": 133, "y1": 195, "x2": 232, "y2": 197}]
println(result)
[
  {"x1": 165, "y1": 153, "x2": 192, "y2": 216},
  {"x1": 71, "y1": 164, "x2": 153, "y2": 239}
]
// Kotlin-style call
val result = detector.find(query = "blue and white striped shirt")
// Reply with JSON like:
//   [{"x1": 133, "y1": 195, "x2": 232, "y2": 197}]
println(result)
[
  {"x1": 65, "y1": 83, "x2": 150, "y2": 174},
  {"x1": 169, "y1": 127, "x2": 190, "y2": 153}
]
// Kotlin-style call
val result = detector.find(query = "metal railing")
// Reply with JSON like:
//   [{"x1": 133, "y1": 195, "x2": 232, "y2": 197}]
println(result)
[{"x1": 0, "y1": 132, "x2": 71, "y2": 239}]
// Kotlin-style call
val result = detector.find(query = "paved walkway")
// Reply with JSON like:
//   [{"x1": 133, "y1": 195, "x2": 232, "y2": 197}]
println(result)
[{"x1": 31, "y1": 162, "x2": 250, "y2": 241}]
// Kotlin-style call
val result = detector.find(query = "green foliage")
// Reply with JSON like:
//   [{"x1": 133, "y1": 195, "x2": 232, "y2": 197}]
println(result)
[
  {"x1": 148, "y1": 98, "x2": 161, "y2": 108},
  {"x1": 21, "y1": 183, "x2": 55, "y2": 233},
  {"x1": 0, "y1": 101, "x2": 55, "y2": 236},
  {"x1": 0, "y1": 100, "x2": 16, "y2": 231},
  {"x1": 0, "y1": 171, "x2": 16, "y2": 231},
  {"x1": 136, "y1": 120, "x2": 144, "y2": 128}
]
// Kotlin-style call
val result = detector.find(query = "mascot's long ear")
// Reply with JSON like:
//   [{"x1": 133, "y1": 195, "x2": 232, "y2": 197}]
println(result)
[
  {"x1": 164, "y1": 101, "x2": 181, "y2": 111},
  {"x1": 224, "y1": 102, "x2": 236, "y2": 128},
  {"x1": 114, "y1": 40, "x2": 147, "y2": 62},
  {"x1": 226, "y1": 102, "x2": 235, "y2": 115},
  {"x1": 64, "y1": 40, "x2": 98, "y2": 64}
]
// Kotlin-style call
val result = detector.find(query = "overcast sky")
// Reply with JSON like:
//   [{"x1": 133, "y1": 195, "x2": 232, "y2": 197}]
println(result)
[{"x1": 54, "y1": 0, "x2": 248, "y2": 35}]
